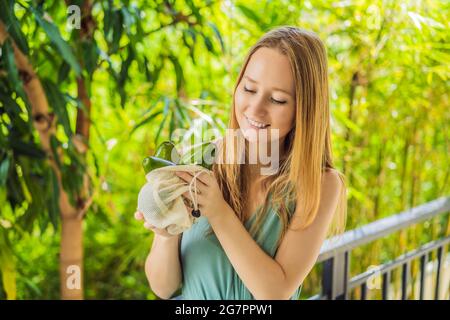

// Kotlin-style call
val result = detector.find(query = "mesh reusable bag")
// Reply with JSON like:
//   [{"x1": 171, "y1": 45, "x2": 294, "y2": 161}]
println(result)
[{"x1": 137, "y1": 164, "x2": 212, "y2": 235}]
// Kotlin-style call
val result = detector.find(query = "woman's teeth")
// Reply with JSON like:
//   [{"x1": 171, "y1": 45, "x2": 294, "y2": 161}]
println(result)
[{"x1": 246, "y1": 117, "x2": 269, "y2": 128}]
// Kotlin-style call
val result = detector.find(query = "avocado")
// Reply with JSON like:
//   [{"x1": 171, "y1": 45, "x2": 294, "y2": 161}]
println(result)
[
  {"x1": 154, "y1": 141, "x2": 180, "y2": 164},
  {"x1": 143, "y1": 140, "x2": 216, "y2": 174},
  {"x1": 142, "y1": 156, "x2": 176, "y2": 174},
  {"x1": 180, "y1": 141, "x2": 217, "y2": 170}
]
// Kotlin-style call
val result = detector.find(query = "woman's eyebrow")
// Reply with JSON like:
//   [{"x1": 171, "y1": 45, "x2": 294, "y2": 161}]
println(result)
[{"x1": 244, "y1": 75, "x2": 293, "y2": 97}]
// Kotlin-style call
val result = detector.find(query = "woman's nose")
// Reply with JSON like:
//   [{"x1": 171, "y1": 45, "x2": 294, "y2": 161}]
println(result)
[{"x1": 247, "y1": 94, "x2": 267, "y2": 115}]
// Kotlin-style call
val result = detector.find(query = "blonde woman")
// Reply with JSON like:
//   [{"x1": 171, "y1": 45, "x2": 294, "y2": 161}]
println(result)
[{"x1": 135, "y1": 26, "x2": 347, "y2": 300}]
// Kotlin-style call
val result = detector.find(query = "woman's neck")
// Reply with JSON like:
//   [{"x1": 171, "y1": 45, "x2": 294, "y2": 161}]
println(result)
[
  {"x1": 245, "y1": 137, "x2": 288, "y2": 180},
  {"x1": 247, "y1": 163, "x2": 266, "y2": 182}
]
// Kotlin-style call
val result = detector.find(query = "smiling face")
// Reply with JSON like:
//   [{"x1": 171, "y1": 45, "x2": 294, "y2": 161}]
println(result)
[{"x1": 234, "y1": 47, "x2": 296, "y2": 149}]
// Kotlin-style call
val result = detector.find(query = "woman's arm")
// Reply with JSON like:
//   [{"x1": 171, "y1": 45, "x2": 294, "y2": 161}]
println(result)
[
  {"x1": 145, "y1": 233, "x2": 182, "y2": 299},
  {"x1": 135, "y1": 211, "x2": 182, "y2": 299},
  {"x1": 208, "y1": 170, "x2": 342, "y2": 299}
]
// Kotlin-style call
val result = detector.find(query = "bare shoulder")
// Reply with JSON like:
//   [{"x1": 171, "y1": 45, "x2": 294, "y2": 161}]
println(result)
[
  {"x1": 322, "y1": 168, "x2": 343, "y2": 191},
  {"x1": 292, "y1": 168, "x2": 343, "y2": 220},
  {"x1": 319, "y1": 168, "x2": 343, "y2": 216}
]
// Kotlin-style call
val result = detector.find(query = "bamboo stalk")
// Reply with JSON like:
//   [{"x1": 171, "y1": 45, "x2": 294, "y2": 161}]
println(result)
[{"x1": 0, "y1": 21, "x2": 85, "y2": 300}]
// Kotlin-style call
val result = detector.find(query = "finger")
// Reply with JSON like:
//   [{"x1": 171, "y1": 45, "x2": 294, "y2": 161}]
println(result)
[
  {"x1": 186, "y1": 170, "x2": 211, "y2": 186},
  {"x1": 193, "y1": 170, "x2": 213, "y2": 186},
  {"x1": 134, "y1": 211, "x2": 144, "y2": 220},
  {"x1": 181, "y1": 197, "x2": 193, "y2": 210},
  {"x1": 181, "y1": 193, "x2": 206, "y2": 209},
  {"x1": 183, "y1": 192, "x2": 205, "y2": 206},
  {"x1": 196, "y1": 194, "x2": 206, "y2": 206},
  {"x1": 144, "y1": 222, "x2": 155, "y2": 230},
  {"x1": 188, "y1": 177, "x2": 207, "y2": 194},
  {"x1": 182, "y1": 188, "x2": 204, "y2": 199},
  {"x1": 175, "y1": 171, "x2": 189, "y2": 183},
  {"x1": 182, "y1": 202, "x2": 195, "y2": 216},
  {"x1": 176, "y1": 171, "x2": 208, "y2": 187}
]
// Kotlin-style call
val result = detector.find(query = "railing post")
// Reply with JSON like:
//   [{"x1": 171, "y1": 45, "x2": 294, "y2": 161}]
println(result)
[
  {"x1": 435, "y1": 246, "x2": 443, "y2": 300},
  {"x1": 322, "y1": 251, "x2": 349, "y2": 299},
  {"x1": 401, "y1": 262, "x2": 410, "y2": 300},
  {"x1": 419, "y1": 254, "x2": 428, "y2": 300}
]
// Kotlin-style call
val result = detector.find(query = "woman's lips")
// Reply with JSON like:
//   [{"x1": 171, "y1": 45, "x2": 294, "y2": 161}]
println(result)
[{"x1": 245, "y1": 116, "x2": 270, "y2": 129}]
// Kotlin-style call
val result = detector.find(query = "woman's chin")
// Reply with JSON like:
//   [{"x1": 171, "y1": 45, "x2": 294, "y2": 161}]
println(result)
[{"x1": 240, "y1": 127, "x2": 273, "y2": 143}]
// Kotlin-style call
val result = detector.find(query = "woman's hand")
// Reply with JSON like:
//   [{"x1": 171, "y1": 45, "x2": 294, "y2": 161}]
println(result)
[
  {"x1": 175, "y1": 170, "x2": 230, "y2": 220},
  {"x1": 134, "y1": 211, "x2": 177, "y2": 238}
]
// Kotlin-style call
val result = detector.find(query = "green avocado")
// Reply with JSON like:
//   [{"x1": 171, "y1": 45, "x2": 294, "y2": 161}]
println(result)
[
  {"x1": 180, "y1": 141, "x2": 217, "y2": 170},
  {"x1": 154, "y1": 141, "x2": 180, "y2": 163},
  {"x1": 142, "y1": 141, "x2": 216, "y2": 174},
  {"x1": 142, "y1": 156, "x2": 176, "y2": 174}
]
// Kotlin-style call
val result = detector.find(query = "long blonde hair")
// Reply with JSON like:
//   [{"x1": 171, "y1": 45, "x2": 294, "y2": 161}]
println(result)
[{"x1": 208, "y1": 26, "x2": 347, "y2": 250}]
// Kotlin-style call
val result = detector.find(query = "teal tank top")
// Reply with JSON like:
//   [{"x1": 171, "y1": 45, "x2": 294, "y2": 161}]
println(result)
[{"x1": 178, "y1": 196, "x2": 302, "y2": 300}]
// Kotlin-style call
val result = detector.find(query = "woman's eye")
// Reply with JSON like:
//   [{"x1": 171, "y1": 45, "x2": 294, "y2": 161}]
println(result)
[
  {"x1": 271, "y1": 98, "x2": 287, "y2": 105},
  {"x1": 243, "y1": 85, "x2": 286, "y2": 104},
  {"x1": 244, "y1": 86, "x2": 256, "y2": 93}
]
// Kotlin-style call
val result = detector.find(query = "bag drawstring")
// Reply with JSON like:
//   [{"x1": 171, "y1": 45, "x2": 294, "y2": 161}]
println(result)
[{"x1": 188, "y1": 170, "x2": 208, "y2": 211}]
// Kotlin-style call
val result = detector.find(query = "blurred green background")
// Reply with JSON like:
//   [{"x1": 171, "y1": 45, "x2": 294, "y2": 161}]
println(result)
[{"x1": 0, "y1": 0, "x2": 448, "y2": 299}]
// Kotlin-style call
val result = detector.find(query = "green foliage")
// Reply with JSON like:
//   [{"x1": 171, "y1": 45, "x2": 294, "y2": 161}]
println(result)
[
  {"x1": 0, "y1": 0, "x2": 29, "y2": 55},
  {"x1": 29, "y1": 5, "x2": 81, "y2": 76}
]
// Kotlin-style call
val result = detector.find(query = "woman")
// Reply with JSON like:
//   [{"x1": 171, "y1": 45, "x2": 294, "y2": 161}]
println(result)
[{"x1": 135, "y1": 26, "x2": 347, "y2": 300}]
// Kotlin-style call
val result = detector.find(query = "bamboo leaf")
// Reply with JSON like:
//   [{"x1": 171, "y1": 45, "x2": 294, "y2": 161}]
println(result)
[
  {"x1": 185, "y1": 28, "x2": 197, "y2": 43},
  {"x1": 1, "y1": 39, "x2": 26, "y2": 100},
  {"x1": 169, "y1": 109, "x2": 175, "y2": 137},
  {"x1": 57, "y1": 61, "x2": 71, "y2": 83},
  {"x1": 8, "y1": 136, "x2": 46, "y2": 159},
  {"x1": 5, "y1": 160, "x2": 25, "y2": 207},
  {"x1": 236, "y1": 4, "x2": 262, "y2": 26},
  {"x1": 187, "y1": 104, "x2": 215, "y2": 126},
  {"x1": 30, "y1": 6, "x2": 81, "y2": 76},
  {"x1": 140, "y1": 96, "x2": 163, "y2": 119},
  {"x1": 82, "y1": 40, "x2": 99, "y2": 76},
  {"x1": 208, "y1": 22, "x2": 225, "y2": 53},
  {"x1": 46, "y1": 167, "x2": 60, "y2": 230},
  {"x1": 0, "y1": 0, "x2": 29, "y2": 55},
  {"x1": 155, "y1": 111, "x2": 169, "y2": 145},
  {"x1": 0, "y1": 156, "x2": 10, "y2": 186},
  {"x1": 149, "y1": 61, "x2": 164, "y2": 90},
  {"x1": 49, "y1": 135, "x2": 61, "y2": 169},
  {"x1": 41, "y1": 79, "x2": 72, "y2": 137},
  {"x1": 120, "y1": 7, "x2": 133, "y2": 34},
  {"x1": 118, "y1": 45, "x2": 134, "y2": 88},
  {"x1": 148, "y1": 97, "x2": 171, "y2": 143},
  {"x1": 202, "y1": 34, "x2": 214, "y2": 53},
  {"x1": 168, "y1": 55, "x2": 185, "y2": 94},
  {"x1": 143, "y1": 56, "x2": 152, "y2": 82},
  {"x1": 185, "y1": 0, "x2": 203, "y2": 23},
  {"x1": 0, "y1": 89, "x2": 30, "y2": 135},
  {"x1": 174, "y1": 98, "x2": 188, "y2": 123},
  {"x1": 407, "y1": 11, "x2": 445, "y2": 30},
  {"x1": 111, "y1": 9, "x2": 123, "y2": 53},
  {"x1": 129, "y1": 110, "x2": 163, "y2": 136},
  {"x1": 103, "y1": 0, "x2": 113, "y2": 41},
  {"x1": 162, "y1": 96, "x2": 170, "y2": 116}
]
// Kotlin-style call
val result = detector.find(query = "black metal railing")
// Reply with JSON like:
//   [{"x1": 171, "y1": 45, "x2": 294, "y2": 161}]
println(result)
[{"x1": 308, "y1": 196, "x2": 450, "y2": 300}]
